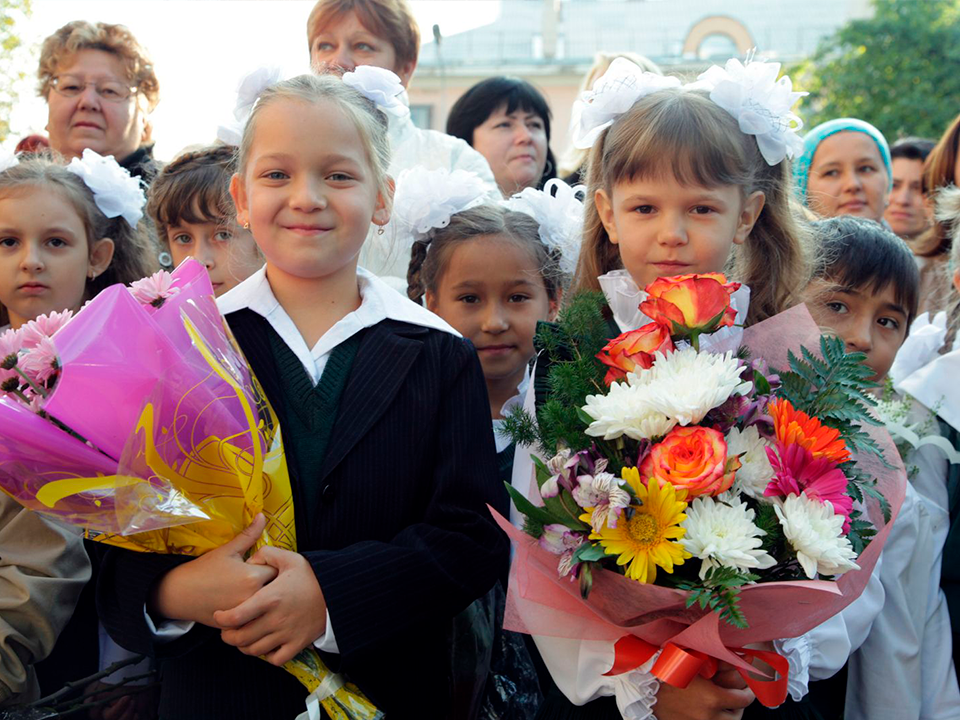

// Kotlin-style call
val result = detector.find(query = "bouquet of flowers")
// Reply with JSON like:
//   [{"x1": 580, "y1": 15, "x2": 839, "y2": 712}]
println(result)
[
  {"x1": 0, "y1": 259, "x2": 381, "y2": 720},
  {"x1": 499, "y1": 273, "x2": 904, "y2": 706}
]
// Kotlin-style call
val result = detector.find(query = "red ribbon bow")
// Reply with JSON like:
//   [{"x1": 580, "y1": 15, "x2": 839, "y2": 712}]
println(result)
[{"x1": 604, "y1": 635, "x2": 790, "y2": 708}]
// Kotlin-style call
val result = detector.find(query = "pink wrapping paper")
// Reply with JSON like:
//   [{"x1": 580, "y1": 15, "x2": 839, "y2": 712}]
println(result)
[{"x1": 500, "y1": 303, "x2": 907, "y2": 670}]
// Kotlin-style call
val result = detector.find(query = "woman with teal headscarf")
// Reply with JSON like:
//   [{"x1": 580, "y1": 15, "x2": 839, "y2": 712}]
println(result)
[{"x1": 794, "y1": 118, "x2": 892, "y2": 222}]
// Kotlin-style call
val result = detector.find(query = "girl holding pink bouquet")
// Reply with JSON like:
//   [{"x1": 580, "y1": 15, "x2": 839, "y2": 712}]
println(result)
[
  {"x1": 95, "y1": 71, "x2": 508, "y2": 720},
  {"x1": 0, "y1": 151, "x2": 152, "y2": 707},
  {"x1": 512, "y1": 57, "x2": 889, "y2": 720}
]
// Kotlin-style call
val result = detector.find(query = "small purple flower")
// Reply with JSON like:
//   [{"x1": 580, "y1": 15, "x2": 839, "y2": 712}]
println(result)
[
  {"x1": 539, "y1": 523, "x2": 583, "y2": 554},
  {"x1": 542, "y1": 449, "x2": 580, "y2": 498}
]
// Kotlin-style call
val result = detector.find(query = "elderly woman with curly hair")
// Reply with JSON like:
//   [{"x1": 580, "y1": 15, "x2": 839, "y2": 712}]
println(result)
[{"x1": 38, "y1": 20, "x2": 160, "y2": 182}]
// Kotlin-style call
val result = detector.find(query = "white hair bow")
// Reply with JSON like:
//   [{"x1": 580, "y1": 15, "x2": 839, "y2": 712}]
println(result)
[
  {"x1": 502, "y1": 179, "x2": 584, "y2": 277},
  {"x1": 392, "y1": 167, "x2": 487, "y2": 238},
  {"x1": 342, "y1": 65, "x2": 409, "y2": 118},
  {"x1": 216, "y1": 66, "x2": 283, "y2": 145},
  {"x1": 66, "y1": 149, "x2": 145, "y2": 226},
  {"x1": 693, "y1": 55, "x2": 807, "y2": 166},
  {"x1": 572, "y1": 57, "x2": 681, "y2": 149}
]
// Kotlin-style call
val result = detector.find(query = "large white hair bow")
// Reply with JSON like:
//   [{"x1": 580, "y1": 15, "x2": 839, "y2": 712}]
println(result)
[
  {"x1": 572, "y1": 57, "x2": 681, "y2": 149},
  {"x1": 216, "y1": 66, "x2": 283, "y2": 145},
  {"x1": 693, "y1": 56, "x2": 807, "y2": 166},
  {"x1": 392, "y1": 167, "x2": 487, "y2": 238},
  {"x1": 0, "y1": 152, "x2": 19, "y2": 174},
  {"x1": 502, "y1": 179, "x2": 584, "y2": 277},
  {"x1": 66, "y1": 149, "x2": 145, "y2": 226},
  {"x1": 342, "y1": 65, "x2": 409, "y2": 118}
]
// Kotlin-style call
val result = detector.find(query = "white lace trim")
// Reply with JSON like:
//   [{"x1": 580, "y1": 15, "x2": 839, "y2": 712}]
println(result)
[{"x1": 775, "y1": 634, "x2": 811, "y2": 702}]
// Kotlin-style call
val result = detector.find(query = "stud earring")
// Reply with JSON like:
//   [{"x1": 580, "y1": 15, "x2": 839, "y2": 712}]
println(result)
[
  {"x1": 243, "y1": 221, "x2": 250, "y2": 230},
  {"x1": 377, "y1": 225, "x2": 385, "y2": 236}
]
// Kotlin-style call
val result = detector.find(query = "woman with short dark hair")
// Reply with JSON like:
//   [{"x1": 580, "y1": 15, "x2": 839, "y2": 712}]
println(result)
[{"x1": 447, "y1": 77, "x2": 557, "y2": 197}]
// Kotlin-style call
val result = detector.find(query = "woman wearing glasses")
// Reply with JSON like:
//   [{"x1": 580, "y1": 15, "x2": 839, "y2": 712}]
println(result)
[{"x1": 37, "y1": 21, "x2": 160, "y2": 182}]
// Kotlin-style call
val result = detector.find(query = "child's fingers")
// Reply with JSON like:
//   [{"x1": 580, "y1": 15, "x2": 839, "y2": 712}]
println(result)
[
  {"x1": 238, "y1": 631, "x2": 286, "y2": 660},
  {"x1": 246, "y1": 545, "x2": 287, "y2": 568},
  {"x1": 219, "y1": 514, "x2": 266, "y2": 557},
  {"x1": 213, "y1": 587, "x2": 272, "y2": 629},
  {"x1": 265, "y1": 640, "x2": 306, "y2": 667}
]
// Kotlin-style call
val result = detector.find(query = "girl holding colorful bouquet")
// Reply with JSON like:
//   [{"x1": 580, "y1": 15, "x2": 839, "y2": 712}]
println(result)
[
  {"x1": 96, "y1": 72, "x2": 509, "y2": 720},
  {"x1": 518, "y1": 58, "x2": 887, "y2": 720},
  {"x1": 146, "y1": 144, "x2": 263, "y2": 297}
]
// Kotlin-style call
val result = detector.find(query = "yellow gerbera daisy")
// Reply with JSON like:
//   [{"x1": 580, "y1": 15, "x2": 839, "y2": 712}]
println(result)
[{"x1": 586, "y1": 467, "x2": 691, "y2": 583}]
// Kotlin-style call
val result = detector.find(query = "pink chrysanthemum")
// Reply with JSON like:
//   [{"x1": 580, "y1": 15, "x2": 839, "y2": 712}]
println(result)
[
  {"x1": 19, "y1": 335, "x2": 60, "y2": 387},
  {"x1": 21, "y1": 309, "x2": 73, "y2": 348},
  {"x1": 129, "y1": 271, "x2": 180, "y2": 308},
  {"x1": 764, "y1": 442, "x2": 853, "y2": 532},
  {"x1": 0, "y1": 328, "x2": 23, "y2": 390}
]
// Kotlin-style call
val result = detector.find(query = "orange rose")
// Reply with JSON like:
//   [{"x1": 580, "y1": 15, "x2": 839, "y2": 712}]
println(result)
[
  {"x1": 639, "y1": 273, "x2": 741, "y2": 341},
  {"x1": 640, "y1": 425, "x2": 740, "y2": 497},
  {"x1": 596, "y1": 323, "x2": 675, "y2": 385}
]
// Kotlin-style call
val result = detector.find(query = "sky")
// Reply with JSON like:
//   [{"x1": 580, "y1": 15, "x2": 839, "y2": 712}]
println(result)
[{"x1": 4, "y1": 0, "x2": 502, "y2": 157}]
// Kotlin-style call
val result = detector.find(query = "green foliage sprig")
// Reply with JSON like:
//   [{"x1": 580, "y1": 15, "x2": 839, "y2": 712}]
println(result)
[{"x1": 676, "y1": 567, "x2": 759, "y2": 630}]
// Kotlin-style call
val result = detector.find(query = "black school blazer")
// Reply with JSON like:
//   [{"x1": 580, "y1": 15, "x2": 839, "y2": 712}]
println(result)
[{"x1": 96, "y1": 311, "x2": 510, "y2": 720}]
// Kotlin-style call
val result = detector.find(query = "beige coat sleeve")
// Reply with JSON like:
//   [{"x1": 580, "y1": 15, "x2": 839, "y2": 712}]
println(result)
[{"x1": 0, "y1": 495, "x2": 90, "y2": 704}]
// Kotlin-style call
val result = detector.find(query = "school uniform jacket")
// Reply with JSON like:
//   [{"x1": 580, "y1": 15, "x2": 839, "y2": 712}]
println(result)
[{"x1": 96, "y1": 267, "x2": 510, "y2": 720}]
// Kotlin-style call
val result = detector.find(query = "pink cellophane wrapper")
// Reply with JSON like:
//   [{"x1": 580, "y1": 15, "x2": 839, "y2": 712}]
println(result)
[
  {"x1": 0, "y1": 259, "x2": 293, "y2": 545},
  {"x1": 498, "y1": 304, "x2": 907, "y2": 671}
]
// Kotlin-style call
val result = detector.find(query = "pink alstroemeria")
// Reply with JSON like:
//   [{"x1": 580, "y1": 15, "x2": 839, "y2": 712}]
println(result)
[
  {"x1": 21, "y1": 309, "x2": 73, "y2": 348},
  {"x1": 764, "y1": 442, "x2": 853, "y2": 532},
  {"x1": 541, "y1": 448, "x2": 579, "y2": 499},
  {"x1": 0, "y1": 328, "x2": 24, "y2": 391},
  {"x1": 20, "y1": 336, "x2": 60, "y2": 387},
  {"x1": 129, "y1": 270, "x2": 181, "y2": 308},
  {"x1": 571, "y1": 459, "x2": 631, "y2": 531},
  {"x1": 539, "y1": 523, "x2": 584, "y2": 578}
]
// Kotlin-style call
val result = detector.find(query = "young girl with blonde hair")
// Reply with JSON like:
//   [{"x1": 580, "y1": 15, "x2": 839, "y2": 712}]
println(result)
[{"x1": 96, "y1": 72, "x2": 508, "y2": 720}]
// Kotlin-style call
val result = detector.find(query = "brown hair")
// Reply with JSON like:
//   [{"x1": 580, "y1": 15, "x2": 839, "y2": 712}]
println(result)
[
  {"x1": 38, "y1": 21, "x2": 160, "y2": 112},
  {"x1": 0, "y1": 151, "x2": 154, "y2": 324},
  {"x1": 147, "y1": 145, "x2": 238, "y2": 243},
  {"x1": 406, "y1": 204, "x2": 564, "y2": 305},
  {"x1": 237, "y1": 74, "x2": 391, "y2": 211},
  {"x1": 915, "y1": 112, "x2": 960, "y2": 258},
  {"x1": 574, "y1": 88, "x2": 812, "y2": 326},
  {"x1": 934, "y1": 185, "x2": 960, "y2": 347},
  {"x1": 306, "y1": 0, "x2": 420, "y2": 71}
]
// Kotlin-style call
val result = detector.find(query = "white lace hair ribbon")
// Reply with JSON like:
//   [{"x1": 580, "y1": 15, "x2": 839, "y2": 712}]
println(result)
[
  {"x1": 66, "y1": 149, "x2": 145, "y2": 226},
  {"x1": 216, "y1": 65, "x2": 283, "y2": 145},
  {"x1": 572, "y1": 57, "x2": 681, "y2": 149},
  {"x1": 342, "y1": 65, "x2": 409, "y2": 118},
  {"x1": 692, "y1": 54, "x2": 807, "y2": 166},
  {"x1": 0, "y1": 152, "x2": 19, "y2": 173},
  {"x1": 502, "y1": 179, "x2": 585, "y2": 277},
  {"x1": 392, "y1": 166, "x2": 488, "y2": 239}
]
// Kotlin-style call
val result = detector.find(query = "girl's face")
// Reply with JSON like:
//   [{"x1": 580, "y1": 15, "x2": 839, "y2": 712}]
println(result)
[
  {"x1": 471, "y1": 104, "x2": 548, "y2": 197},
  {"x1": 231, "y1": 99, "x2": 389, "y2": 284},
  {"x1": 426, "y1": 235, "x2": 557, "y2": 388},
  {"x1": 45, "y1": 49, "x2": 145, "y2": 162},
  {"x1": 803, "y1": 279, "x2": 908, "y2": 381},
  {"x1": 806, "y1": 132, "x2": 889, "y2": 222},
  {"x1": 166, "y1": 217, "x2": 262, "y2": 296},
  {"x1": 0, "y1": 187, "x2": 114, "y2": 329},
  {"x1": 595, "y1": 173, "x2": 765, "y2": 289}
]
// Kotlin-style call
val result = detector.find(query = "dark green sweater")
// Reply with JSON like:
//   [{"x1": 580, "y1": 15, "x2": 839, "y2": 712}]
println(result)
[{"x1": 268, "y1": 328, "x2": 363, "y2": 516}]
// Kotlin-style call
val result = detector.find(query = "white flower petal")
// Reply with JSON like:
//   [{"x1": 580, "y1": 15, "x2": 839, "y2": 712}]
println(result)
[
  {"x1": 775, "y1": 494, "x2": 860, "y2": 579},
  {"x1": 681, "y1": 495, "x2": 775, "y2": 580}
]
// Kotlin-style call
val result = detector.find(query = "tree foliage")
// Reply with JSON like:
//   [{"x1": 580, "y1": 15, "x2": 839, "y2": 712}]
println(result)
[
  {"x1": 793, "y1": 0, "x2": 960, "y2": 141},
  {"x1": 0, "y1": 0, "x2": 33, "y2": 145}
]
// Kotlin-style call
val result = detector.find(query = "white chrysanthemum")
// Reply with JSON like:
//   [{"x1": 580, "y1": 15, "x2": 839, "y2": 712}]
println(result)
[
  {"x1": 681, "y1": 496, "x2": 775, "y2": 579},
  {"x1": 627, "y1": 347, "x2": 752, "y2": 426},
  {"x1": 726, "y1": 425, "x2": 775, "y2": 499},
  {"x1": 775, "y1": 493, "x2": 860, "y2": 579},
  {"x1": 582, "y1": 381, "x2": 676, "y2": 441}
]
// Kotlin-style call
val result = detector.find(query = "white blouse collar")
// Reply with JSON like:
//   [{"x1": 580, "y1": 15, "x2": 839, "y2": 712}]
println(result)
[
  {"x1": 217, "y1": 264, "x2": 460, "y2": 338},
  {"x1": 596, "y1": 269, "x2": 750, "y2": 353}
]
